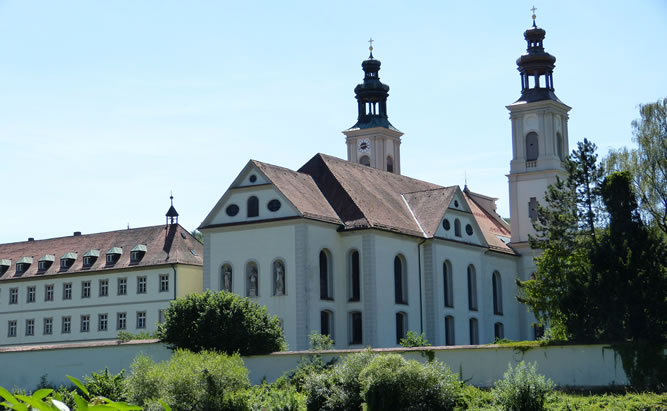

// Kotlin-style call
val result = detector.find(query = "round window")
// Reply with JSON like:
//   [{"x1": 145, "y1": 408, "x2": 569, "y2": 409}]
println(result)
[
  {"x1": 442, "y1": 219, "x2": 450, "y2": 230},
  {"x1": 225, "y1": 204, "x2": 239, "y2": 216},
  {"x1": 465, "y1": 224, "x2": 473, "y2": 235},
  {"x1": 249, "y1": 175, "x2": 257, "y2": 183},
  {"x1": 454, "y1": 200, "x2": 459, "y2": 208},
  {"x1": 267, "y1": 199, "x2": 281, "y2": 212}
]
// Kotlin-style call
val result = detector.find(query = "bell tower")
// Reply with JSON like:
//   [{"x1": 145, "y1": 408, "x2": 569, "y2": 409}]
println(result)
[
  {"x1": 343, "y1": 40, "x2": 403, "y2": 174},
  {"x1": 507, "y1": 13, "x2": 571, "y2": 246}
]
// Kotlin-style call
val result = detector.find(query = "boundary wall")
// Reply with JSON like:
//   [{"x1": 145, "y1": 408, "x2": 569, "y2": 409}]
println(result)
[{"x1": 0, "y1": 340, "x2": 630, "y2": 389}]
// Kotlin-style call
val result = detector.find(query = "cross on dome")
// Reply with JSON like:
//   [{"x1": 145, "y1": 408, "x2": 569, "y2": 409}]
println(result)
[
  {"x1": 368, "y1": 37, "x2": 374, "y2": 58},
  {"x1": 531, "y1": 5, "x2": 537, "y2": 27}
]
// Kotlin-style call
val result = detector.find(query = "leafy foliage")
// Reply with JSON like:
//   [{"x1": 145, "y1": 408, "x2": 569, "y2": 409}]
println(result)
[
  {"x1": 308, "y1": 331, "x2": 334, "y2": 351},
  {"x1": 606, "y1": 97, "x2": 667, "y2": 233},
  {"x1": 123, "y1": 350, "x2": 249, "y2": 411},
  {"x1": 399, "y1": 331, "x2": 431, "y2": 347},
  {"x1": 116, "y1": 331, "x2": 157, "y2": 342},
  {"x1": 157, "y1": 290, "x2": 286, "y2": 355},
  {"x1": 492, "y1": 361, "x2": 554, "y2": 411},
  {"x1": 84, "y1": 368, "x2": 126, "y2": 402},
  {"x1": 520, "y1": 139, "x2": 667, "y2": 343}
]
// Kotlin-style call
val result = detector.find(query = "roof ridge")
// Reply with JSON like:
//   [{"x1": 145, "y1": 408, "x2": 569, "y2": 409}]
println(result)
[
  {"x1": 402, "y1": 186, "x2": 456, "y2": 195},
  {"x1": 1, "y1": 224, "x2": 169, "y2": 245}
]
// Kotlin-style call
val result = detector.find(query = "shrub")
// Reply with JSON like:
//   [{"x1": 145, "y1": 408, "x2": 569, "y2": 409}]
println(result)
[
  {"x1": 302, "y1": 350, "x2": 375, "y2": 411},
  {"x1": 399, "y1": 331, "x2": 431, "y2": 348},
  {"x1": 157, "y1": 290, "x2": 286, "y2": 355},
  {"x1": 123, "y1": 349, "x2": 249, "y2": 411},
  {"x1": 359, "y1": 354, "x2": 460, "y2": 411},
  {"x1": 84, "y1": 368, "x2": 126, "y2": 402},
  {"x1": 492, "y1": 361, "x2": 554, "y2": 411},
  {"x1": 308, "y1": 331, "x2": 334, "y2": 350},
  {"x1": 226, "y1": 383, "x2": 306, "y2": 411}
]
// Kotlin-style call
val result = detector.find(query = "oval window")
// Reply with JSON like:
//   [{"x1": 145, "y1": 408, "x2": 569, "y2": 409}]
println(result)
[
  {"x1": 249, "y1": 175, "x2": 257, "y2": 183},
  {"x1": 465, "y1": 224, "x2": 473, "y2": 235},
  {"x1": 226, "y1": 204, "x2": 239, "y2": 216},
  {"x1": 442, "y1": 219, "x2": 450, "y2": 230},
  {"x1": 267, "y1": 199, "x2": 281, "y2": 212},
  {"x1": 454, "y1": 200, "x2": 459, "y2": 208}
]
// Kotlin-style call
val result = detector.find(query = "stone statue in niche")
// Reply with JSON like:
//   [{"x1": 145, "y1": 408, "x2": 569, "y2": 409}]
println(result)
[
  {"x1": 248, "y1": 265, "x2": 258, "y2": 297},
  {"x1": 274, "y1": 261, "x2": 285, "y2": 295},
  {"x1": 222, "y1": 266, "x2": 232, "y2": 292}
]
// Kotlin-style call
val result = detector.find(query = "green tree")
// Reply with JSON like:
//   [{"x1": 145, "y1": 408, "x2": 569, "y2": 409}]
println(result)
[
  {"x1": 157, "y1": 290, "x2": 286, "y2": 355},
  {"x1": 399, "y1": 331, "x2": 431, "y2": 348},
  {"x1": 605, "y1": 98, "x2": 667, "y2": 234}
]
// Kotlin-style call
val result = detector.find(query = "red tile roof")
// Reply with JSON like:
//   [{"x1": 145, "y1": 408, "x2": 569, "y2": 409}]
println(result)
[{"x1": 0, "y1": 224, "x2": 202, "y2": 282}]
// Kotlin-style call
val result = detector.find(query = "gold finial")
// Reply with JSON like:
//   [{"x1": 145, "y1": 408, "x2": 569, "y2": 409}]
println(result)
[
  {"x1": 531, "y1": 5, "x2": 537, "y2": 27},
  {"x1": 368, "y1": 37, "x2": 374, "y2": 58}
]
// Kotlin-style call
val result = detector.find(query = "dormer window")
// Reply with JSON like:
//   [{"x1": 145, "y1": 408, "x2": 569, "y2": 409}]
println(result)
[
  {"x1": 130, "y1": 244, "x2": 147, "y2": 263},
  {"x1": 1, "y1": 259, "x2": 12, "y2": 275},
  {"x1": 16, "y1": 257, "x2": 33, "y2": 275},
  {"x1": 60, "y1": 253, "x2": 77, "y2": 270},
  {"x1": 83, "y1": 249, "x2": 99, "y2": 268},
  {"x1": 106, "y1": 247, "x2": 122, "y2": 265},
  {"x1": 38, "y1": 255, "x2": 55, "y2": 272}
]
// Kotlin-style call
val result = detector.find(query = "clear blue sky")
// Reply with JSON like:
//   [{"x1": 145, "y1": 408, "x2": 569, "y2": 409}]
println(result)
[{"x1": 1, "y1": 1, "x2": 666, "y2": 243}]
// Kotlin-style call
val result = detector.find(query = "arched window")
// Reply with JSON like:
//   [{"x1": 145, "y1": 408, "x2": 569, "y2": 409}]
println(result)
[
  {"x1": 394, "y1": 255, "x2": 407, "y2": 304},
  {"x1": 492, "y1": 271, "x2": 503, "y2": 315},
  {"x1": 349, "y1": 311, "x2": 362, "y2": 345},
  {"x1": 494, "y1": 322, "x2": 504, "y2": 340},
  {"x1": 359, "y1": 155, "x2": 370, "y2": 167},
  {"x1": 246, "y1": 261, "x2": 258, "y2": 297},
  {"x1": 320, "y1": 310, "x2": 333, "y2": 338},
  {"x1": 395, "y1": 312, "x2": 407, "y2": 344},
  {"x1": 557, "y1": 132, "x2": 564, "y2": 161},
  {"x1": 386, "y1": 156, "x2": 394, "y2": 173},
  {"x1": 273, "y1": 260, "x2": 286, "y2": 296},
  {"x1": 469, "y1": 317, "x2": 479, "y2": 345},
  {"x1": 467, "y1": 265, "x2": 477, "y2": 311},
  {"x1": 445, "y1": 316, "x2": 455, "y2": 346},
  {"x1": 526, "y1": 132, "x2": 539, "y2": 161},
  {"x1": 221, "y1": 263, "x2": 232, "y2": 292},
  {"x1": 319, "y1": 250, "x2": 332, "y2": 300},
  {"x1": 443, "y1": 260, "x2": 453, "y2": 308},
  {"x1": 454, "y1": 219, "x2": 461, "y2": 237},
  {"x1": 349, "y1": 250, "x2": 360, "y2": 302},
  {"x1": 247, "y1": 196, "x2": 259, "y2": 218}
]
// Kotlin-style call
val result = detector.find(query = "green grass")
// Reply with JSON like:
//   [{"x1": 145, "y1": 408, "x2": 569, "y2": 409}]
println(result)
[{"x1": 455, "y1": 386, "x2": 667, "y2": 410}]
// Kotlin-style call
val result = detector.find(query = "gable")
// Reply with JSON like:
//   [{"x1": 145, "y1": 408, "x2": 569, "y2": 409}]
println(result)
[{"x1": 435, "y1": 190, "x2": 488, "y2": 247}]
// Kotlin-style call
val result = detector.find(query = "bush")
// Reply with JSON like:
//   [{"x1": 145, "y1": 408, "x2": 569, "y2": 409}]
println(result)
[
  {"x1": 308, "y1": 331, "x2": 334, "y2": 350},
  {"x1": 492, "y1": 361, "x2": 554, "y2": 411},
  {"x1": 302, "y1": 350, "x2": 375, "y2": 411},
  {"x1": 157, "y1": 290, "x2": 286, "y2": 355},
  {"x1": 359, "y1": 354, "x2": 460, "y2": 411},
  {"x1": 399, "y1": 331, "x2": 431, "y2": 347},
  {"x1": 226, "y1": 383, "x2": 306, "y2": 411},
  {"x1": 84, "y1": 368, "x2": 126, "y2": 402},
  {"x1": 123, "y1": 349, "x2": 249, "y2": 411}
]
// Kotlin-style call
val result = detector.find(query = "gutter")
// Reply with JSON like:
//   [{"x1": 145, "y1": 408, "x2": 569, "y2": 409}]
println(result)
[{"x1": 171, "y1": 263, "x2": 177, "y2": 301}]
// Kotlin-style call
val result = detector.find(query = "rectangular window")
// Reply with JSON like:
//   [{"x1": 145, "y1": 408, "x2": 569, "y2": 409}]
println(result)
[
  {"x1": 8, "y1": 320, "x2": 17, "y2": 337},
  {"x1": 45, "y1": 284, "x2": 54, "y2": 301},
  {"x1": 350, "y1": 312, "x2": 362, "y2": 345},
  {"x1": 27, "y1": 286, "x2": 36, "y2": 303},
  {"x1": 81, "y1": 281, "x2": 91, "y2": 298},
  {"x1": 9, "y1": 288, "x2": 18, "y2": 304},
  {"x1": 118, "y1": 278, "x2": 127, "y2": 295},
  {"x1": 158, "y1": 310, "x2": 166, "y2": 323},
  {"x1": 62, "y1": 316, "x2": 71, "y2": 334},
  {"x1": 63, "y1": 283, "x2": 72, "y2": 300},
  {"x1": 494, "y1": 322, "x2": 504, "y2": 340},
  {"x1": 445, "y1": 316, "x2": 455, "y2": 346},
  {"x1": 528, "y1": 197, "x2": 538, "y2": 221},
  {"x1": 159, "y1": 274, "x2": 169, "y2": 292},
  {"x1": 44, "y1": 318, "x2": 53, "y2": 335},
  {"x1": 136, "y1": 311, "x2": 146, "y2": 329},
  {"x1": 99, "y1": 279, "x2": 109, "y2": 297},
  {"x1": 80, "y1": 315, "x2": 90, "y2": 332},
  {"x1": 98, "y1": 313, "x2": 108, "y2": 331},
  {"x1": 25, "y1": 319, "x2": 34, "y2": 336},
  {"x1": 117, "y1": 312, "x2": 127, "y2": 330},
  {"x1": 137, "y1": 276, "x2": 147, "y2": 294}
]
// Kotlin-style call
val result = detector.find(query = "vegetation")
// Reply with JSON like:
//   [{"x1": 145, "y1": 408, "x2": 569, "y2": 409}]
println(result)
[
  {"x1": 157, "y1": 290, "x2": 286, "y2": 355},
  {"x1": 492, "y1": 361, "x2": 554, "y2": 411},
  {"x1": 83, "y1": 368, "x2": 126, "y2": 402},
  {"x1": 116, "y1": 331, "x2": 157, "y2": 342},
  {"x1": 123, "y1": 349, "x2": 249, "y2": 411},
  {"x1": 519, "y1": 139, "x2": 667, "y2": 343},
  {"x1": 399, "y1": 331, "x2": 431, "y2": 347},
  {"x1": 605, "y1": 97, "x2": 666, "y2": 233},
  {"x1": 307, "y1": 331, "x2": 334, "y2": 351}
]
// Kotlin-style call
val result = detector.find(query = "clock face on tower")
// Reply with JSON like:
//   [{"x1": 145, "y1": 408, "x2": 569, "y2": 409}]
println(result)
[{"x1": 358, "y1": 138, "x2": 370, "y2": 153}]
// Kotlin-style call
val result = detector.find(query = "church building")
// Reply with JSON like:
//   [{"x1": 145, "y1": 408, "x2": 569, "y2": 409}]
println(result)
[{"x1": 200, "y1": 19, "x2": 568, "y2": 350}]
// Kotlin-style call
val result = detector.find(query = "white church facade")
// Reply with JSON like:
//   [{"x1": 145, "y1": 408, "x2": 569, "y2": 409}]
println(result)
[{"x1": 200, "y1": 20, "x2": 569, "y2": 350}]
